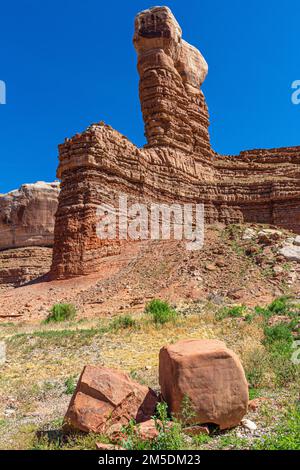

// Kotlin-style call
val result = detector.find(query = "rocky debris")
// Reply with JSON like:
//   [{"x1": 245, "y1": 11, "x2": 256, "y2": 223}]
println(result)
[
  {"x1": 159, "y1": 339, "x2": 248, "y2": 430},
  {"x1": 96, "y1": 442, "x2": 125, "y2": 451},
  {"x1": 0, "y1": 181, "x2": 59, "y2": 251},
  {"x1": 242, "y1": 228, "x2": 256, "y2": 241},
  {"x1": 137, "y1": 420, "x2": 159, "y2": 441},
  {"x1": 183, "y1": 425, "x2": 210, "y2": 436},
  {"x1": 64, "y1": 365, "x2": 158, "y2": 433},
  {"x1": 50, "y1": 6, "x2": 300, "y2": 280}
]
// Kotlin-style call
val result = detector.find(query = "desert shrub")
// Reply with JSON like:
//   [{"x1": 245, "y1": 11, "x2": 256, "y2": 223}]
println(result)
[
  {"x1": 110, "y1": 315, "x2": 137, "y2": 331},
  {"x1": 180, "y1": 394, "x2": 197, "y2": 425},
  {"x1": 264, "y1": 323, "x2": 293, "y2": 346},
  {"x1": 268, "y1": 296, "x2": 291, "y2": 315},
  {"x1": 262, "y1": 321, "x2": 299, "y2": 386},
  {"x1": 145, "y1": 299, "x2": 177, "y2": 325},
  {"x1": 44, "y1": 303, "x2": 76, "y2": 323},
  {"x1": 244, "y1": 348, "x2": 269, "y2": 388},
  {"x1": 153, "y1": 402, "x2": 185, "y2": 450},
  {"x1": 65, "y1": 376, "x2": 76, "y2": 395},
  {"x1": 216, "y1": 305, "x2": 247, "y2": 321},
  {"x1": 255, "y1": 296, "x2": 300, "y2": 321}
]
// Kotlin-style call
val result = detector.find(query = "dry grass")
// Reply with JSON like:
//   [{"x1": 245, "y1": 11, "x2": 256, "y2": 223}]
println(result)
[{"x1": 0, "y1": 300, "x2": 299, "y2": 450}]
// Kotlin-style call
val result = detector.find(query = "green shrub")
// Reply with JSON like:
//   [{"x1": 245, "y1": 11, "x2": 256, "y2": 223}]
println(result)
[
  {"x1": 268, "y1": 296, "x2": 291, "y2": 315},
  {"x1": 264, "y1": 323, "x2": 293, "y2": 346},
  {"x1": 216, "y1": 305, "x2": 247, "y2": 321},
  {"x1": 255, "y1": 296, "x2": 300, "y2": 321},
  {"x1": 65, "y1": 376, "x2": 76, "y2": 395},
  {"x1": 180, "y1": 394, "x2": 197, "y2": 425},
  {"x1": 245, "y1": 349, "x2": 269, "y2": 388},
  {"x1": 153, "y1": 402, "x2": 185, "y2": 450},
  {"x1": 110, "y1": 315, "x2": 137, "y2": 331},
  {"x1": 44, "y1": 303, "x2": 76, "y2": 323},
  {"x1": 145, "y1": 299, "x2": 177, "y2": 325}
]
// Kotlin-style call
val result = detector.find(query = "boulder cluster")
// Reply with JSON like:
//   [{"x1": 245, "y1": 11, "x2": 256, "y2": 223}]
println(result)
[{"x1": 64, "y1": 339, "x2": 249, "y2": 441}]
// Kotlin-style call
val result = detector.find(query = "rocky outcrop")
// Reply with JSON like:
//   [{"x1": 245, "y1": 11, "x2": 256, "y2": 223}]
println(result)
[
  {"x1": 0, "y1": 182, "x2": 60, "y2": 250},
  {"x1": 0, "y1": 247, "x2": 52, "y2": 288},
  {"x1": 64, "y1": 365, "x2": 158, "y2": 433},
  {"x1": 159, "y1": 339, "x2": 249, "y2": 429},
  {"x1": 50, "y1": 6, "x2": 300, "y2": 279}
]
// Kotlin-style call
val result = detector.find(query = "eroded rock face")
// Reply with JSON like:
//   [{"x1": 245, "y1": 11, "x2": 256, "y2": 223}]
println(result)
[
  {"x1": 0, "y1": 182, "x2": 60, "y2": 250},
  {"x1": 50, "y1": 6, "x2": 300, "y2": 279},
  {"x1": 133, "y1": 6, "x2": 210, "y2": 154},
  {"x1": 0, "y1": 247, "x2": 52, "y2": 288},
  {"x1": 64, "y1": 365, "x2": 158, "y2": 433},
  {"x1": 159, "y1": 339, "x2": 248, "y2": 429}
]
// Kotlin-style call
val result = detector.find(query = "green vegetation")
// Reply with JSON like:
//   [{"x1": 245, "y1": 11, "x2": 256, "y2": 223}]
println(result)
[
  {"x1": 145, "y1": 299, "x2": 177, "y2": 325},
  {"x1": 121, "y1": 402, "x2": 185, "y2": 450},
  {"x1": 110, "y1": 315, "x2": 137, "y2": 331},
  {"x1": 65, "y1": 376, "x2": 76, "y2": 395},
  {"x1": 216, "y1": 305, "x2": 247, "y2": 321},
  {"x1": 253, "y1": 406, "x2": 300, "y2": 450},
  {"x1": 44, "y1": 303, "x2": 77, "y2": 324}
]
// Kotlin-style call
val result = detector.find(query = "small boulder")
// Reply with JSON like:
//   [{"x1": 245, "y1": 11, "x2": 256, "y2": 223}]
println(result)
[
  {"x1": 138, "y1": 419, "x2": 159, "y2": 441},
  {"x1": 294, "y1": 235, "x2": 300, "y2": 246},
  {"x1": 64, "y1": 365, "x2": 158, "y2": 433},
  {"x1": 96, "y1": 442, "x2": 125, "y2": 450},
  {"x1": 241, "y1": 418, "x2": 257, "y2": 432},
  {"x1": 159, "y1": 339, "x2": 248, "y2": 430},
  {"x1": 279, "y1": 245, "x2": 300, "y2": 262}
]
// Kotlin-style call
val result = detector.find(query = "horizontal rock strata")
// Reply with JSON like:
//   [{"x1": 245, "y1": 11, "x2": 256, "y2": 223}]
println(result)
[
  {"x1": 51, "y1": 6, "x2": 300, "y2": 278},
  {"x1": 0, "y1": 181, "x2": 60, "y2": 250}
]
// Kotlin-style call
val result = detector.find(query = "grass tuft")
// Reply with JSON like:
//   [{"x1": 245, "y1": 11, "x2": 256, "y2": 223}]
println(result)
[{"x1": 44, "y1": 303, "x2": 77, "y2": 324}]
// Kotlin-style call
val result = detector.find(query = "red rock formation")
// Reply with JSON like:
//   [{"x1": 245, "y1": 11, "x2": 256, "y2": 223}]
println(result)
[
  {"x1": 0, "y1": 247, "x2": 52, "y2": 288},
  {"x1": 159, "y1": 339, "x2": 249, "y2": 429},
  {"x1": 64, "y1": 365, "x2": 158, "y2": 433},
  {"x1": 51, "y1": 6, "x2": 300, "y2": 279},
  {"x1": 0, "y1": 181, "x2": 60, "y2": 250}
]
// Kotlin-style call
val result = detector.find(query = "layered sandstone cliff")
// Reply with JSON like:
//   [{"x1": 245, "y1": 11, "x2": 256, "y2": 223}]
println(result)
[
  {"x1": 50, "y1": 6, "x2": 300, "y2": 279},
  {"x1": 0, "y1": 181, "x2": 60, "y2": 250}
]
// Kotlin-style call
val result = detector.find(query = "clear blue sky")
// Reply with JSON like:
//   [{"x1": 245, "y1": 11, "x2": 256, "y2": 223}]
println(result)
[{"x1": 1, "y1": 0, "x2": 299, "y2": 193}]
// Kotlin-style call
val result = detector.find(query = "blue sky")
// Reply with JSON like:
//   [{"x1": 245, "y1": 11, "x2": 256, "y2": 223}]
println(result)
[{"x1": 0, "y1": 0, "x2": 299, "y2": 193}]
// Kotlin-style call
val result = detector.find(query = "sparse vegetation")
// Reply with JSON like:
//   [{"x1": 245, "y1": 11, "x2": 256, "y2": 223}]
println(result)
[
  {"x1": 0, "y1": 292, "x2": 299, "y2": 450},
  {"x1": 253, "y1": 405, "x2": 300, "y2": 450},
  {"x1": 65, "y1": 376, "x2": 76, "y2": 395},
  {"x1": 110, "y1": 314, "x2": 137, "y2": 331},
  {"x1": 216, "y1": 305, "x2": 247, "y2": 321},
  {"x1": 145, "y1": 299, "x2": 177, "y2": 325},
  {"x1": 44, "y1": 303, "x2": 77, "y2": 324}
]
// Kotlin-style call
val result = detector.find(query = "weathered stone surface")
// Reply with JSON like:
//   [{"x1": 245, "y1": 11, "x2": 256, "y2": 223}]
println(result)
[
  {"x1": 0, "y1": 182, "x2": 59, "y2": 250},
  {"x1": 279, "y1": 245, "x2": 300, "y2": 262},
  {"x1": 50, "y1": 6, "x2": 300, "y2": 279},
  {"x1": 0, "y1": 247, "x2": 52, "y2": 288},
  {"x1": 159, "y1": 339, "x2": 248, "y2": 430},
  {"x1": 64, "y1": 365, "x2": 158, "y2": 433}
]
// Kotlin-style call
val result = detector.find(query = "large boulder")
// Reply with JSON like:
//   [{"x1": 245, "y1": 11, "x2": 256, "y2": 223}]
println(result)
[
  {"x1": 0, "y1": 181, "x2": 59, "y2": 250},
  {"x1": 159, "y1": 339, "x2": 248, "y2": 429},
  {"x1": 64, "y1": 365, "x2": 159, "y2": 433}
]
